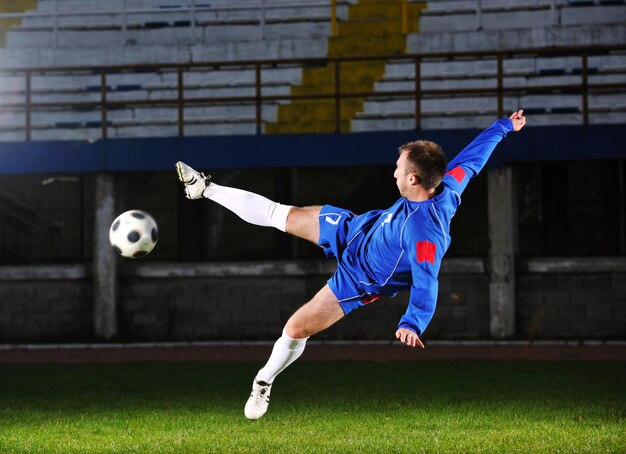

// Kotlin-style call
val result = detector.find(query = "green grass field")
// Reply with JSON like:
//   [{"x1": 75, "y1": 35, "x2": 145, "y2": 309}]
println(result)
[{"x1": 0, "y1": 360, "x2": 624, "y2": 453}]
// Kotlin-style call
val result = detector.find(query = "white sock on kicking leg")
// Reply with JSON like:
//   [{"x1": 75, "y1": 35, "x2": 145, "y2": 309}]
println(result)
[
  {"x1": 256, "y1": 329, "x2": 308, "y2": 384},
  {"x1": 203, "y1": 183, "x2": 293, "y2": 232}
]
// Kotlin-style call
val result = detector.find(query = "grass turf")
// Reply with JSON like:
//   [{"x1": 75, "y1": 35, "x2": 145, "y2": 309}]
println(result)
[{"x1": 0, "y1": 360, "x2": 624, "y2": 453}]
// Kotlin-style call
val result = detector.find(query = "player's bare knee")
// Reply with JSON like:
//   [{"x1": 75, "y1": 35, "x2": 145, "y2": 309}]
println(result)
[
  {"x1": 284, "y1": 320, "x2": 307, "y2": 339},
  {"x1": 285, "y1": 206, "x2": 321, "y2": 243},
  {"x1": 284, "y1": 206, "x2": 300, "y2": 227}
]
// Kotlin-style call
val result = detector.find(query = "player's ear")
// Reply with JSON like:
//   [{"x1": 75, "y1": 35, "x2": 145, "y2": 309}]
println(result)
[{"x1": 413, "y1": 174, "x2": 421, "y2": 186}]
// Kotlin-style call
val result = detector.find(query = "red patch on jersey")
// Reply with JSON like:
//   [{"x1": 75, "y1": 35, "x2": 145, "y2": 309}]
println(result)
[
  {"x1": 446, "y1": 166, "x2": 466, "y2": 183},
  {"x1": 416, "y1": 241, "x2": 436, "y2": 264},
  {"x1": 362, "y1": 294, "x2": 380, "y2": 305}
]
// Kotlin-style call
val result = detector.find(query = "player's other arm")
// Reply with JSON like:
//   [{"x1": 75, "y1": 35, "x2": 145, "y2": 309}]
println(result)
[
  {"x1": 444, "y1": 110, "x2": 526, "y2": 194},
  {"x1": 395, "y1": 222, "x2": 440, "y2": 348}
]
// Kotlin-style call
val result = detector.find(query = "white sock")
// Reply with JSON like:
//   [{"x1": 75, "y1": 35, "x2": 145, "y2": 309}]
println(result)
[
  {"x1": 256, "y1": 329, "x2": 308, "y2": 384},
  {"x1": 203, "y1": 183, "x2": 292, "y2": 232}
]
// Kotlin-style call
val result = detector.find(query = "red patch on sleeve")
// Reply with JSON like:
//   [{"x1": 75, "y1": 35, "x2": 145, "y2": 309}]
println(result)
[
  {"x1": 416, "y1": 241, "x2": 436, "y2": 264},
  {"x1": 445, "y1": 166, "x2": 466, "y2": 183}
]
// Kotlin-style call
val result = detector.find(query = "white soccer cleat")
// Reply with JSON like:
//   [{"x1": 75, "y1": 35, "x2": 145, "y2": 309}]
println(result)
[
  {"x1": 244, "y1": 378, "x2": 272, "y2": 420},
  {"x1": 175, "y1": 161, "x2": 211, "y2": 200}
]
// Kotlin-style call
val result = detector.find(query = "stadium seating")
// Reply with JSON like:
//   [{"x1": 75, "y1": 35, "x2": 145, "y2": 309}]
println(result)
[
  {"x1": 0, "y1": 64, "x2": 304, "y2": 140},
  {"x1": 2, "y1": 0, "x2": 341, "y2": 64},
  {"x1": 353, "y1": 0, "x2": 626, "y2": 130},
  {"x1": 418, "y1": 0, "x2": 626, "y2": 33},
  {"x1": 265, "y1": 0, "x2": 425, "y2": 134},
  {"x1": 0, "y1": 0, "x2": 624, "y2": 140},
  {"x1": 352, "y1": 51, "x2": 626, "y2": 130},
  {"x1": 0, "y1": 0, "x2": 343, "y2": 141}
]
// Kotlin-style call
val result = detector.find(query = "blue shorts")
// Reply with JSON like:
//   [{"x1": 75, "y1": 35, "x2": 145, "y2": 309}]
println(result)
[{"x1": 318, "y1": 205, "x2": 381, "y2": 315}]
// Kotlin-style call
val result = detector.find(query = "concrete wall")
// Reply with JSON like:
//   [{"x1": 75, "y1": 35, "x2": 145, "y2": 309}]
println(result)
[
  {"x1": 0, "y1": 277, "x2": 92, "y2": 342},
  {"x1": 517, "y1": 273, "x2": 626, "y2": 340},
  {"x1": 1, "y1": 259, "x2": 624, "y2": 342},
  {"x1": 117, "y1": 271, "x2": 491, "y2": 342}
]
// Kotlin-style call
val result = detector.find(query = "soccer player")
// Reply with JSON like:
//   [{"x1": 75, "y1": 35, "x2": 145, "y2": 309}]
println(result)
[{"x1": 176, "y1": 110, "x2": 526, "y2": 420}]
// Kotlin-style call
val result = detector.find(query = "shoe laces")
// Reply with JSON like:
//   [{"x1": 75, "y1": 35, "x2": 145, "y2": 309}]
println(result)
[
  {"x1": 252, "y1": 381, "x2": 271, "y2": 404},
  {"x1": 188, "y1": 172, "x2": 210, "y2": 185}
]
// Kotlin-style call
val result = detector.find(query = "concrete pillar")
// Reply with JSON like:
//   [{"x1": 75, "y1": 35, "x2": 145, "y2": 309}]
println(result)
[
  {"x1": 93, "y1": 174, "x2": 118, "y2": 339},
  {"x1": 487, "y1": 166, "x2": 516, "y2": 338}
]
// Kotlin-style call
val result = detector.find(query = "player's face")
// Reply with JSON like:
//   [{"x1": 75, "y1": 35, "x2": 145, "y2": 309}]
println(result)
[{"x1": 394, "y1": 150, "x2": 413, "y2": 197}]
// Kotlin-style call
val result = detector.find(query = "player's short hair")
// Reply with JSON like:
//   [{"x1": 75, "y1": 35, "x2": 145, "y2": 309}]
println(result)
[{"x1": 399, "y1": 140, "x2": 448, "y2": 189}]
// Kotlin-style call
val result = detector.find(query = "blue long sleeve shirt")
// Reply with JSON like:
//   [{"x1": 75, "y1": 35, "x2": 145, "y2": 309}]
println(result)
[{"x1": 340, "y1": 118, "x2": 514, "y2": 335}]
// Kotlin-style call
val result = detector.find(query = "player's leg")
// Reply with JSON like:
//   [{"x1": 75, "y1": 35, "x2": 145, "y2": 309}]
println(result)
[
  {"x1": 245, "y1": 210, "x2": 358, "y2": 420},
  {"x1": 258, "y1": 285, "x2": 344, "y2": 385},
  {"x1": 205, "y1": 182, "x2": 294, "y2": 232},
  {"x1": 257, "y1": 285, "x2": 342, "y2": 384},
  {"x1": 176, "y1": 162, "x2": 321, "y2": 242},
  {"x1": 282, "y1": 284, "x2": 344, "y2": 338},
  {"x1": 244, "y1": 285, "x2": 343, "y2": 420}
]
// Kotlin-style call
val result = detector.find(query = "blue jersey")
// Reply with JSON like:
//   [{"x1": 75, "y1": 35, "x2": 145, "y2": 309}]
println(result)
[{"x1": 320, "y1": 118, "x2": 514, "y2": 335}]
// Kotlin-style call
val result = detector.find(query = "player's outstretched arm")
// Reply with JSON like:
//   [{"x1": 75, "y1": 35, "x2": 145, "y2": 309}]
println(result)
[
  {"x1": 443, "y1": 110, "x2": 526, "y2": 196},
  {"x1": 396, "y1": 220, "x2": 439, "y2": 348}
]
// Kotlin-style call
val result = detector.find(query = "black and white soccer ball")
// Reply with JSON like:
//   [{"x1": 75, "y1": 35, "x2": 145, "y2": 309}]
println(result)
[{"x1": 109, "y1": 210, "x2": 158, "y2": 258}]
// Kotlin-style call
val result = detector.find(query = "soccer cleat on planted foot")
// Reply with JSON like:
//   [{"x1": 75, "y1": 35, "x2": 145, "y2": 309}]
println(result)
[
  {"x1": 175, "y1": 161, "x2": 211, "y2": 200},
  {"x1": 244, "y1": 378, "x2": 272, "y2": 420}
]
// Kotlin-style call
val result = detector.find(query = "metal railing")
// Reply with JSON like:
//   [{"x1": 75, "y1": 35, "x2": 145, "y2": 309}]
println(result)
[{"x1": 0, "y1": 44, "x2": 625, "y2": 140}]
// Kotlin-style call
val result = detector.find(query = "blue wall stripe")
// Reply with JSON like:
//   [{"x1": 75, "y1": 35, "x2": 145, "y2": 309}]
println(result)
[{"x1": 0, "y1": 124, "x2": 625, "y2": 175}]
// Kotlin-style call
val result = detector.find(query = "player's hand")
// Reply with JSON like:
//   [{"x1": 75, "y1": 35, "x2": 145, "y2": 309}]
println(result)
[
  {"x1": 509, "y1": 109, "x2": 526, "y2": 132},
  {"x1": 395, "y1": 328, "x2": 424, "y2": 348}
]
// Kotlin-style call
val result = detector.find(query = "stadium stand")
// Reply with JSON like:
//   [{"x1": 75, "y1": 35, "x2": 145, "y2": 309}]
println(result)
[
  {"x1": 0, "y1": 0, "x2": 425, "y2": 139},
  {"x1": 417, "y1": 0, "x2": 626, "y2": 32},
  {"x1": 0, "y1": 0, "x2": 348, "y2": 140},
  {"x1": 265, "y1": 0, "x2": 425, "y2": 133},
  {"x1": 0, "y1": 64, "x2": 303, "y2": 140},
  {"x1": 352, "y1": 51, "x2": 626, "y2": 130},
  {"x1": 0, "y1": 0, "x2": 624, "y2": 138},
  {"x1": 4, "y1": 0, "x2": 339, "y2": 60},
  {"x1": 353, "y1": 0, "x2": 626, "y2": 130}
]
